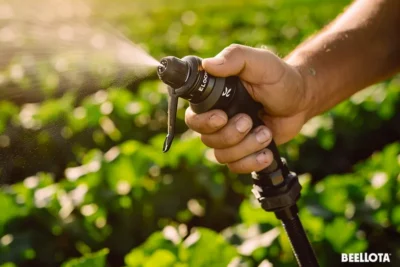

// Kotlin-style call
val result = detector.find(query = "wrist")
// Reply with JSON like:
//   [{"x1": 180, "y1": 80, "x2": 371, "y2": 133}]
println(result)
[{"x1": 285, "y1": 53, "x2": 319, "y2": 123}]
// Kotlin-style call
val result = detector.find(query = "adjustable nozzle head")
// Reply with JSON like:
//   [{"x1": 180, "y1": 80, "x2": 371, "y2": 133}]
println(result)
[
  {"x1": 158, "y1": 56, "x2": 191, "y2": 152},
  {"x1": 158, "y1": 55, "x2": 207, "y2": 152},
  {"x1": 157, "y1": 56, "x2": 189, "y2": 89}
]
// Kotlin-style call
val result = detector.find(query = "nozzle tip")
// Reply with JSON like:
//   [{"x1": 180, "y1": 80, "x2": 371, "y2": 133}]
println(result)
[
  {"x1": 157, "y1": 63, "x2": 166, "y2": 75},
  {"x1": 157, "y1": 56, "x2": 189, "y2": 89}
]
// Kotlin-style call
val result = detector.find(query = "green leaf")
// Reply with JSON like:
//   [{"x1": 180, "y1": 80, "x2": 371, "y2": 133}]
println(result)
[
  {"x1": 125, "y1": 228, "x2": 237, "y2": 267},
  {"x1": 124, "y1": 249, "x2": 147, "y2": 267},
  {"x1": 391, "y1": 206, "x2": 400, "y2": 226},
  {"x1": 61, "y1": 248, "x2": 109, "y2": 267},
  {"x1": 106, "y1": 156, "x2": 138, "y2": 190},
  {"x1": 0, "y1": 101, "x2": 18, "y2": 134},
  {"x1": 239, "y1": 199, "x2": 279, "y2": 226},
  {"x1": 125, "y1": 232, "x2": 178, "y2": 267},
  {"x1": 143, "y1": 250, "x2": 177, "y2": 267},
  {"x1": 185, "y1": 228, "x2": 237, "y2": 267},
  {"x1": 0, "y1": 191, "x2": 23, "y2": 234},
  {"x1": 325, "y1": 218, "x2": 356, "y2": 252}
]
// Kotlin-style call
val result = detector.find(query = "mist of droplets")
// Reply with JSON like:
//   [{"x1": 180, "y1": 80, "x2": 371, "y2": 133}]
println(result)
[{"x1": 0, "y1": 0, "x2": 159, "y2": 103}]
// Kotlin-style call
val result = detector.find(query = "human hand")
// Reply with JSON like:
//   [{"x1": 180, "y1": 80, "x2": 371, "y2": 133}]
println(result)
[{"x1": 185, "y1": 44, "x2": 311, "y2": 173}]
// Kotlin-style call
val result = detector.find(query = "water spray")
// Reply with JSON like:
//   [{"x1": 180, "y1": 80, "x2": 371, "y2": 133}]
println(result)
[
  {"x1": 157, "y1": 55, "x2": 319, "y2": 267},
  {"x1": 0, "y1": 0, "x2": 159, "y2": 104}
]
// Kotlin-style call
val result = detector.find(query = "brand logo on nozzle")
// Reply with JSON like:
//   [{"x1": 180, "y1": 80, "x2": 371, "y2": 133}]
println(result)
[
  {"x1": 222, "y1": 87, "x2": 231, "y2": 97},
  {"x1": 199, "y1": 72, "x2": 208, "y2": 92}
]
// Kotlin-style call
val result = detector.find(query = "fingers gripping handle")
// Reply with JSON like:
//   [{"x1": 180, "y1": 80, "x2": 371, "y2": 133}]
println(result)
[
  {"x1": 253, "y1": 117, "x2": 288, "y2": 177},
  {"x1": 221, "y1": 77, "x2": 288, "y2": 177}
]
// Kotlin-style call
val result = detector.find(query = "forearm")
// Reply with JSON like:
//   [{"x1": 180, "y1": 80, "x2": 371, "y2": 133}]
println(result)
[{"x1": 285, "y1": 0, "x2": 400, "y2": 120}]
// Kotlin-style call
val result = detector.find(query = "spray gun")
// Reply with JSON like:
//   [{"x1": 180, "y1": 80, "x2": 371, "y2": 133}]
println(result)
[{"x1": 157, "y1": 55, "x2": 319, "y2": 267}]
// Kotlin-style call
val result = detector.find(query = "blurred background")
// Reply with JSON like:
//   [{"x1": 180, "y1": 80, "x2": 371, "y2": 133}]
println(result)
[{"x1": 0, "y1": 0, "x2": 399, "y2": 266}]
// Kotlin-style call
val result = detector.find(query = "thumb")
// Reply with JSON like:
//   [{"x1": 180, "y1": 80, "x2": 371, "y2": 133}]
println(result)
[{"x1": 202, "y1": 44, "x2": 286, "y2": 84}]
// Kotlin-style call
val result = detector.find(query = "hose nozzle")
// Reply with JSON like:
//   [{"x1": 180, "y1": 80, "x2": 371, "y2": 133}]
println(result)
[
  {"x1": 158, "y1": 55, "x2": 206, "y2": 152},
  {"x1": 157, "y1": 56, "x2": 189, "y2": 89},
  {"x1": 158, "y1": 56, "x2": 191, "y2": 152}
]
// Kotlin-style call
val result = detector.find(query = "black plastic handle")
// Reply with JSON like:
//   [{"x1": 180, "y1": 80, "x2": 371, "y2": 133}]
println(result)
[{"x1": 213, "y1": 76, "x2": 287, "y2": 177}]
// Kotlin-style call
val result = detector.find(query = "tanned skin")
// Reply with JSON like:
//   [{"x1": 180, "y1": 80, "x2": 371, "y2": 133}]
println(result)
[{"x1": 184, "y1": 0, "x2": 400, "y2": 173}]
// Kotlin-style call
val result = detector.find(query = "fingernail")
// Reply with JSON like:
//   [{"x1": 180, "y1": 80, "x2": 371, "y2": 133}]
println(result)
[
  {"x1": 204, "y1": 57, "x2": 224, "y2": 65},
  {"x1": 256, "y1": 129, "x2": 271, "y2": 143},
  {"x1": 236, "y1": 117, "x2": 251, "y2": 133},
  {"x1": 256, "y1": 151, "x2": 270, "y2": 164},
  {"x1": 209, "y1": 114, "x2": 226, "y2": 128}
]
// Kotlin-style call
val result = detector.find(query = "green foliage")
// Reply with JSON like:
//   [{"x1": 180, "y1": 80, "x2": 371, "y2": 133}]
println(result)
[
  {"x1": 61, "y1": 249, "x2": 109, "y2": 267},
  {"x1": 125, "y1": 227, "x2": 237, "y2": 267},
  {"x1": 0, "y1": 0, "x2": 399, "y2": 266}
]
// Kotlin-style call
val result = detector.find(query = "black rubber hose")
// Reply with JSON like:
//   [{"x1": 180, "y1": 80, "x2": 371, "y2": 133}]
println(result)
[{"x1": 281, "y1": 215, "x2": 319, "y2": 267}]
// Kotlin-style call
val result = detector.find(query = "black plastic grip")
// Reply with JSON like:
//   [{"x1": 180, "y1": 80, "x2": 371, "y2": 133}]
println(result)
[{"x1": 217, "y1": 76, "x2": 286, "y2": 175}]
